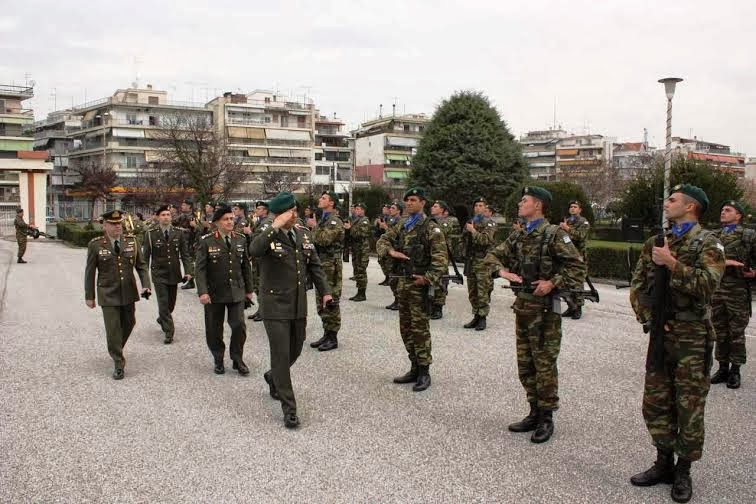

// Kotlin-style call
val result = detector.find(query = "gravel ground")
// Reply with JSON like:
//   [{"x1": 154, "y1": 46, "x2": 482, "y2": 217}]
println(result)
[{"x1": 1, "y1": 238, "x2": 754, "y2": 503}]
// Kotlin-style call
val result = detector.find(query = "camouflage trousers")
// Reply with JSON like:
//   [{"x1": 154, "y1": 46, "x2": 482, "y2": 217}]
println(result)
[
  {"x1": 433, "y1": 278, "x2": 448, "y2": 307},
  {"x1": 467, "y1": 260, "x2": 493, "y2": 316},
  {"x1": 352, "y1": 250, "x2": 370, "y2": 290},
  {"x1": 17, "y1": 235, "x2": 27, "y2": 259},
  {"x1": 513, "y1": 297, "x2": 562, "y2": 410},
  {"x1": 316, "y1": 258, "x2": 342, "y2": 332},
  {"x1": 642, "y1": 321, "x2": 713, "y2": 462},
  {"x1": 712, "y1": 283, "x2": 749, "y2": 365},
  {"x1": 398, "y1": 279, "x2": 432, "y2": 366}
]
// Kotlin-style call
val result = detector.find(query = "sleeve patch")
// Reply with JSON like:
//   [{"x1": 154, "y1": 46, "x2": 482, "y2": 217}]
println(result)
[
  {"x1": 433, "y1": 228, "x2": 442, "y2": 233},
  {"x1": 487, "y1": 223, "x2": 493, "y2": 227},
  {"x1": 330, "y1": 220, "x2": 337, "y2": 225},
  {"x1": 716, "y1": 243, "x2": 725, "y2": 252},
  {"x1": 563, "y1": 235, "x2": 572, "y2": 244}
]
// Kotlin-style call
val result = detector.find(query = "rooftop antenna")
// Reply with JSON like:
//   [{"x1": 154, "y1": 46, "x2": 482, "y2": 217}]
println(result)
[
  {"x1": 132, "y1": 56, "x2": 143, "y2": 88},
  {"x1": 643, "y1": 128, "x2": 648, "y2": 149},
  {"x1": 553, "y1": 97, "x2": 557, "y2": 130},
  {"x1": 379, "y1": 104, "x2": 383, "y2": 119},
  {"x1": 392, "y1": 96, "x2": 398, "y2": 117}
]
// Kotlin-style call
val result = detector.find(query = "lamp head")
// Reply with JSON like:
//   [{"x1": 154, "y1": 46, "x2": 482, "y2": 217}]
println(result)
[{"x1": 658, "y1": 77, "x2": 683, "y2": 100}]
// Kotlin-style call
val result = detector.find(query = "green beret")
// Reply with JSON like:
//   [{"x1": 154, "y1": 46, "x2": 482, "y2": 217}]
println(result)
[
  {"x1": 255, "y1": 200, "x2": 269, "y2": 208},
  {"x1": 434, "y1": 200, "x2": 450, "y2": 212},
  {"x1": 522, "y1": 186, "x2": 552, "y2": 204},
  {"x1": 670, "y1": 184, "x2": 709, "y2": 213},
  {"x1": 403, "y1": 187, "x2": 427, "y2": 200},
  {"x1": 212, "y1": 205, "x2": 233, "y2": 222},
  {"x1": 101, "y1": 210, "x2": 123, "y2": 223},
  {"x1": 391, "y1": 200, "x2": 405, "y2": 211},
  {"x1": 721, "y1": 199, "x2": 745, "y2": 215},
  {"x1": 354, "y1": 202, "x2": 367, "y2": 211},
  {"x1": 215, "y1": 201, "x2": 226, "y2": 208},
  {"x1": 205, "y1": 201, "x2": 216, "y2": 208},
  {"x1": 233, "y1": 202, "x2": 248, "y2": 212},
  {"x1": 183, "y1": 199, "x2": 194, "y2": 207},
  {"x1": 322, "y1": 191, "x2": 339, "y2": 206},
  {"x1": 473, "y1": 196, "x2": 487, "y2": 205},
  {"x1": 382, "y1": 203, "x2": 391, "y2": 209},
  {"x1": 269, "y1": 192, "x2": 297, "y2": 214},
  {"x1": 155, "y1": 204, "x2": 171, "y2": 215}
]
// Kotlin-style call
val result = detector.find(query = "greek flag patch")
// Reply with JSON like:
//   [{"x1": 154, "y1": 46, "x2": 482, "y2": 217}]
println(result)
[{"x1": 563, "y1": 236, "x2": 572, "y2": 243}]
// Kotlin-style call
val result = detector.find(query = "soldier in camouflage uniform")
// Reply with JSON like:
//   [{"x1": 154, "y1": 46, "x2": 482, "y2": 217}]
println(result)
[
  {"x1": 306, "y1": 191, "x2": 344, "y2": 352},
  {"x1": 629, "y1": 184, "x2": 725, "y2": 504},
  {"x1": 377, "y1": 187, "x2": 448, "y2": 392},
  {"x1": 175, "y1": 199, "x2": 198, "y2": 290},
  {"x1": 709, "y1": 200, "x2": 755, "y2": 390},
  {"x1": 383, "y1": 202, "x2": 404, "y2": 310},
  {"x1": 84, "y1": 210, "x2": 152, "y2": 379},
  {"x1": 143, "y1": 205, "x2": 193, "y2": 344},
  {"x1": 429, "y1": 200, "x2": 462, "y2": 319},
  {"x1": 14, "y1": 208, "x2": 35, "y2": 263},
  {"x1": 463, "y1": 196, "x2": 497, "y2": 331},
  {"x1": 346, "y1": 203, "x2": 371, "y2": 302},
  {"x1": 560, "y1": 200, "x2": 591, "y2": 319},
  {"x1": 374, "y1": 204, "x2": 393, "y2": 286},
  {"x1": 484, "y1": 186, "x2": 584, "y2": 444}
]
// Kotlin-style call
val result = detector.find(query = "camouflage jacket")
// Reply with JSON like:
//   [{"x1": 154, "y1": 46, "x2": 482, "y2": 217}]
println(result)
[
  {"x1": 349, "y1": 216, "x2": 372, "y2": 256},
  {"x1": 376, "y1": 213, "x2": 449, "y2": 288},
  {"x1": 565, "y1": 215, "x2": 590, "y2": 256},
  {"x1": 142, "y1": 226, "x2": 193, "y2": 284},
  {"x1": 14, "y1": 215, "x2": 29, "y2": 240},
  {"x1": 483, "y1": 220, "x2": 586, "y2": 301},
  {"x1": 714, "y1": 225, "x2": 756, "y2": 286},
  {"x1": 311, "y1": 212, "x2": 344, "y2": 262},
  {"x1": 463, "y1": 216, "x2": 496, "y2": 261},
  {"x1": 85, "y1": 234, "x2": 151, "y2": 306},
  {"x1": 431, "y1": 215, "x2": 463, "y2": 262},
  {"x1": 629, "y1": 223, "x2": 725, "y2": 326}
]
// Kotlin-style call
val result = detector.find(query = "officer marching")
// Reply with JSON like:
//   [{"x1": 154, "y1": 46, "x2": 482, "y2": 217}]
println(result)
[
  {"x1": 346, "y1": 202, "x2": 371, "y2": 302},
  {"x1": 483, "y1": 186, "x2": 585, "y2": 443},
  {"x1": 559, "y1": 200, "x2": 590, "y2": 319},
  {"x1": 195, "y1": 205, "x2": 254, "y2": 375},
  {"x1": 84, "y1": 210, "x2": 151, "y2": 379},
  {"x1": 709, "y1": 200, "x2": 755, "y2": 389},
  {"x1": 306, "y1": 191, "x2": 344, "y2": 352},
  {"x1": 377, "y1": 187, "x2": 448, "y2": 392},
  {"x1": 629, "y1": 184, "x2": 725, "y2": 503},
  {"x1": 463, "y1": 196, "x2": 497, "y2": 331},
  {"x1": 143, "y1": 204, "x2": 193, "y2": 344},
  {"x1": 249, "y1": 192, "x2": 333, "y2": 429}
]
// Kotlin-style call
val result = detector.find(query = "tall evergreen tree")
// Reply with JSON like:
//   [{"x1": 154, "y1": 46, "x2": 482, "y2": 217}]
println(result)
[{"x1": 408, "y1": 91, "x2": 527, "y2": 211}]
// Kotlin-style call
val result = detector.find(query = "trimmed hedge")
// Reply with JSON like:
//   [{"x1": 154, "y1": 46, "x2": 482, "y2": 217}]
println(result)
[
  {"x1": 590, "y1": 226, "x2": 624, "y2": 242},
  {"x1": 586, "y1": 242, "x2": 643, "y2": 281},
  {"x1": 57, "y1": 222, "x2": 103, "y2": 247}
]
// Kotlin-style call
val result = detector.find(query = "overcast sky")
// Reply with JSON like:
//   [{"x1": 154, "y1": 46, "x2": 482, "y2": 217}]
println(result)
[{"x1": 2, "y1": 0, "x2": 754, "y2": 155}]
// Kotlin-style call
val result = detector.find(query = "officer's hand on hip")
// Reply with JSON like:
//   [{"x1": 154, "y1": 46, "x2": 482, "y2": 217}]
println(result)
[
  {"x1": 532, "y1": 279, "x2": 555, "y2": 296},
  {"x1": 85, "y1": 299, "x2": 96, "y2": 309},
  {"x1": 199, "y1": 294, "x2": 212, "y2": 305}
]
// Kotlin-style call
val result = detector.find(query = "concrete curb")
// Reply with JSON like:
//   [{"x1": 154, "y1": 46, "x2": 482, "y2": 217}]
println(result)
[{"x1": 0, "y1": 240, "x2": 13, "y2": 315}]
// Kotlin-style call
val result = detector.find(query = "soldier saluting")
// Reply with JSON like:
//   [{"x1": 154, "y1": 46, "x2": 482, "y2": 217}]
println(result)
[
  {"x1": 84, "y1": 210, "x2": 151, "y2": 380},
  {"x1": 629, "y1": 184, "x2": 725, "y2": 504},
  {"x1": 483, "y1": 186, "x2": 585, "y2": 443},
  {"x1": 195, "y1": 205, "x2": 254, "y2": 375},
  {"x1": 143, "y1": 204, "x2": 193, "y2": 344}
]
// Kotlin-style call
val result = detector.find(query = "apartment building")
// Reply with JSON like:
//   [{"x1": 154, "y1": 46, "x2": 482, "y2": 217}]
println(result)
[
  {"x1": 671, "y1": 136, "x2": 746, "y2": 177},
  {"x1": 312, "y1": 113, "x2": 365, "y2": 193},
  {"x1": 518, "y1": 129, "x2": 569, "y2": 181},
  {"x1": 555, "y1": 134, "x2": 615, "y2": 177}
]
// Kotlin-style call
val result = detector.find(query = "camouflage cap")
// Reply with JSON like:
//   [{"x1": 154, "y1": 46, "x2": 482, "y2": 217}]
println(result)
[
  {"x1": 522, "y1": 186, "x2": 552, "y2": 204},
  {"x1": 403, "y1": 187, "x2": 427, "y2": 201},
  {"x1": 269, "y1": 192, "x2": 297, "y2": 214},
  {"x1": 721, "y1": 199, "x2": 745, "y2": 215},
  {"x1": 670, "y1": 184, "x2": 709, "y2": 213},
  {"x1": 211, "y1": 205, "x2": 234, "y2": 222},
  {"x1": 101, "y1": 210, "x2": 123, "y2": 223}
]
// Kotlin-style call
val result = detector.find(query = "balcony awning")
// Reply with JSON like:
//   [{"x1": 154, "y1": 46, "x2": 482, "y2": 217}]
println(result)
[
  {"x1": 112, "y1": 128, "x2": 145, "y2": 138},
  {"x1": 265, "y1": 128, "x2": 311, "y2": 141},
  {"x1": 248, "y1": 148, "x2": 268, "y2": 157},
  {"x1": 386, "y1": 136, "x2": 418, "y2": 148},
  {"x1": 557, "y1": 149, "x2": 578, "y2": 155},
  {"x1": 385, "y1": 170, "x2": 408, "y2": 179},
  {"x1": 227, "y1": 126, "x2": 265, "y2": 139},
  {"x1": 145, "y1": 151, "x2": 163, "y2": 162},
  {"x1": 386, "y1": 154, "x2": 409, "y2": 162},
  {"x1": 269, "y1": 148, "x2": 293, "y2": 158}
]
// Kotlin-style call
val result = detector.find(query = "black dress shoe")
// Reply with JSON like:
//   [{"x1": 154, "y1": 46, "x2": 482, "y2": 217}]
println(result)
[
  {"x1": 232, "y1": 360, "x2": 250, "y2": 375},
  {"x1": 264, "y1": 371, "x2": 280, "y2": 400},
  {"x1": 163, "y1": 333, "x2": 173, "y2": 344},
  {"x1": 17, "y1": 258, "x2": 27, "y2": 264},
  {"x1": 253, "y1": 312, "x2": 263, "y2": 322},
  {"x1": 475, "y1": 316, "x2": 487, "y2": 331},
  {"x1": 710, "y1": 362, "x2": 729, "y2": 384},
  {"x1": 214, "y1": 361, "x2": 225, "y2": 374},
  {"x1": 561, "y1": 308, "x2": 575, "y2": 317},
  {"x1": 284, "y1": 413, "x2": 300, "y2": 429},
  {"x1": 463, "y1": 315, "x2": 480, "y2": 329},
  {"x1": 378, "y1": 277, "x2": 390, "y2": 286},
  {"x1": 112, "y1": 368, "x2": 124, "y2": 380},
  {"x1": 430, "y1": 305, "x2": 443, "y2": 320},
  {"x1": 180, "y1": 279, "x2": 195, "y2": 290}
]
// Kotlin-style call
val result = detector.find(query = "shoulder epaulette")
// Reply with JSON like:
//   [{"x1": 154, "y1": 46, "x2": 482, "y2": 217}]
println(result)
[{"x1": 90, "y1": 236, "x2": 104, "y2": 243}]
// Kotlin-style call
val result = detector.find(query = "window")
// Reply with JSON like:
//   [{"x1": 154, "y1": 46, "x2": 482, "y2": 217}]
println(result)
[
  {"x1": 149, "y1": 116, "x2": 157, "y2": 126},
  {"x1": 264, "y1": 116, "x2": 271, "y2": 123},
  {"x1": 404, "y1": 125, "x2": 410, "y2": 133},
  {"x1": 127, "y1": 114, "x2": 137, "y2": 125},
  {"x1": 148, "y1": 96, "x2": 159, "y2": 105},
  {"x1": 297, "y1": 116, "x2": 306, "y2": 128},
  {"x1": 315, "y1": 153, "x2": 323, "y2": 161},
  {"x1": 0, "y1": 99, "x2": 5, "y2": 112},
  {"x1": 316, "y1": 166, "x2": 330, "y2": 175},
  {"x1": 264, "y1": 97, "x2": 271, "y2": 103},
  {"x1": 280, "y1": 116, "x2": 288, "y2": 127},
  {"x1": 418, "y1": 125, "x2": 424, "y2": 133},
  {"x1": 126, "y1": 155, "x2": 137, "y2": 168},
  {"x1": 125, "y1": 138, "x2": 137, "y2": 146}
]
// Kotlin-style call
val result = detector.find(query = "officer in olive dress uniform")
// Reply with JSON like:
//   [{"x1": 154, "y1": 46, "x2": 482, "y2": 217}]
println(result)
[
  {"x1": 249, "y1": 192, "x2": 333, "y2": 429},
  {"x1": 143, "y1": 205, "x2": 193, "y2": 344},
  {"x1": 84, "y1": 210, "x2": 151, "y2": 379},
  {"x1": 195, "y1": 205, "x2": 254, "y2": 375}
]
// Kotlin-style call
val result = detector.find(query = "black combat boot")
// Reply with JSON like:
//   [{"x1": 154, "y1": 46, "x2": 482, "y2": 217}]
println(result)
[
  {"x1": 671, "y1": 458, "x2": 692, "y2": 503},
  {"x1": 710, "y1": 361, "x2": 729, "y2": 384},
  {"x1": 530, "y1": 409, "x2": 554, "y2": 443},
  {"x1": 630, "y1": 448, "x2": 675, "y2": 486},
  {"x1": 508, "y1": 403, "x2": 539, "y2": 432},
  {"x1": 475, "y1": 316, "x2": 487, "y2": 331},
  {"x1": 349, "y1": 289, "x2": 367, "y2": 302},
  {"x1": 727, "y1": 365, "x2": 741, "y2": 389},
  {"x1": 430, "y1": 305, "x2": 443, "y2": 320},
  {"x1": 310, "y1": 331, "x2": 329, "y2": 348},
  {"x1": 412, "y1": 365, "x2": 431, "y2": 392},
  {"x1": 393, "y1": 363, "x2": 418, "y2": 384},
  {"x1": 180, "y1": 279, "x2": 195, "y2": 290},
  {"x1": 378, "y1": 276, "x2": 390, "y2": 286},
  {"x1": 318, "y1": 331, "x2": 338, "y2": 352},
  {"x1": 463, "y1": 315, "x2": 480, "y2": 329},
  {"x1": 385, "y1": 299, "x2": 399, "y2": 310},
  {"x1": 571, "y1": 307, "x2": 582, "y2": 319}
]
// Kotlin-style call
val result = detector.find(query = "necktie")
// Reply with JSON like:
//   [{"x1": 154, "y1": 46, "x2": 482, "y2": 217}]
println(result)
[
  {"x1": 288, "y1": 230, "x2": 296, "y2": 245},
  {"x1": 164, "y1": 229, "x2": 169, "y2": 242},
  {"x1": 114, "y1": 240, "x2": 120, "y2": 255},
  {"x1": 225, "y1": 236, "x2": 231, "y2": 250}
]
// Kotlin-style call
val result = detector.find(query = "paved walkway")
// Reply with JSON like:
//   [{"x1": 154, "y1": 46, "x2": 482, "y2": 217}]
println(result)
[{"x1": 1, "y1": 238, "x2": 754, "y2": 503}]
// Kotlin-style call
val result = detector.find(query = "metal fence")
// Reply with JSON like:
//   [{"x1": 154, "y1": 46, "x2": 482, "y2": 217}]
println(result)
[
  {"x1": 0, "y1": 206, "x2": 17, "y2": 236},
  {"x1": 48, "y1": 201, "x2": 154, "y2": 222}
]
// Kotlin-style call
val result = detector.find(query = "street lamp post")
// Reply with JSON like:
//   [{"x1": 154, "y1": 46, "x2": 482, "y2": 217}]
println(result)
[{"x1": 658, "y1": 77, "x2": 683, "y2": 229}]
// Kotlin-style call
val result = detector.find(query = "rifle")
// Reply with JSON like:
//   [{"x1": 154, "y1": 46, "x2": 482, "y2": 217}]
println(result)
[
  {"x1": 26, "y1": 228, "x2": 56, "y2": 239},
  {"x1": 463, "y1": 219, "x2": 473, "y2": 276},
  {"x1": 647, "y1": 196, "x2": 668, "y2": 372},
  {"x1": 343, "y1": 224, "x2": 351, "y2": 263},
  {"x1": 388, "y1": 240, "x2": 435, "y2": 315},
  {"x1": 492, "y1": 271, "x2": 600, "y2": 304}
]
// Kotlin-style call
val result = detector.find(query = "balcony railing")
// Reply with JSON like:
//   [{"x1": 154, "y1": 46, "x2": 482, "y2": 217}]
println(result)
[
  {"x1": 2, "y1": 107, "x2": 34, "y2": 116},
  {"x1": 70, "y1": 96, "x2": 207, "y2": 112},
  {"x1": 0, "y1": 84, "x2": 34, "y2": 98}
]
